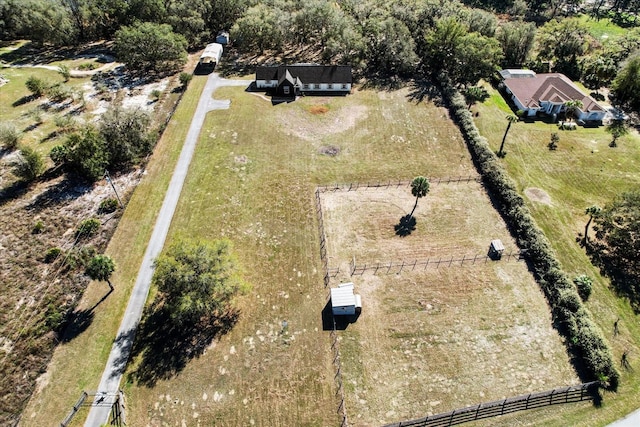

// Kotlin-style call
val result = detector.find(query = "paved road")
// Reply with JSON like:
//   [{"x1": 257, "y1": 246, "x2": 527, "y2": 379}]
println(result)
[
  {"x1": 84, "y1": 73, "x2": 247, "y2": 426},
  {"x1": 607, "y1": 408, "x2": 640, "y2": 427}
]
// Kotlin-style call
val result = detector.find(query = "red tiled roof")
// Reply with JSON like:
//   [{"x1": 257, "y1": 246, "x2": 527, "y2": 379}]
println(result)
[{"x1": 503, "y1": 73, "x2": 604, "y2": 112}]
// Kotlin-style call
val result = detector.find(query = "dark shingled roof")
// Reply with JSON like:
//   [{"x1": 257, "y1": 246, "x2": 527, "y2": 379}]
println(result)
[{"x1": 256, "y1": 65, "x2": 352, "y2": 84}]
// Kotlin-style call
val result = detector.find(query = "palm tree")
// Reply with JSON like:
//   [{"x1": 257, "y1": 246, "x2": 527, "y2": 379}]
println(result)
[
  {"x1": 409, "y1": 176, "x2": 430, "y2": 218},
  {"x1": 498, "y1": 114, "x2": 519, "y2": 157},
  {"x1": 86, "y1": 254, "x2": 116, "y2": 291},
  {"x1": 584, "y1": 205, "x2": 601, "y2": 244},
  {"x1": 563, "y1": 100, "x2": 583, "y2": 122}
]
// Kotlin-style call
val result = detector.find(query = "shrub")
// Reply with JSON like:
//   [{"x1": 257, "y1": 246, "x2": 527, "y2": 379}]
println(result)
[
  {"x1": 50, "y1": 145, "x2": 70, "y2": 166},
  {"x1": 0, "y1": 123, "x2": 22, "y2": 149},
  {"x1": 98, "y1": 198, "x2": 118, "y2": 214},
  {"x1": 44, "y1": 247, "x2": 62, "y2": 263},
  {"x1": 25, "y1": 75, "x2": 47, "y2": 97},
  {"x1": 58, "y1": 65, "x2": 70, "y2": 82},
  {"x1": 54, "y1": 114, "x2": 77, "y2": 133},
  {"x1": 150, "y1": 89, "x2": 162, "y2": 101},
  {"x1": 573, "y1": 275, "x2": 593, "y2": 301},
  {"x1": 548, "y1": 132, "x2": 559, "y2": 150},
  {"x1": 47, "y1": 83, "x2": 73, "y2": 103},
  {"x1": 15, "y1": 146, "x2": 45, "y2": 181},
  {"x1": 78, "y1": 62, "x2": 97, "y2": 71},
  {"x1": 76, "y1": 218, "x2": 101, "y2": 238},
  {"x1": 32, "y1": 221, "x2": 45, "y2": 234},
  {"x1": 179, "y1": 72, "x2": 193, "y2": 88}
]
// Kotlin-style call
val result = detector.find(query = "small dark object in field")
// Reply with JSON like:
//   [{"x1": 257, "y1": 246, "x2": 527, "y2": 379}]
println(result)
[{"x1": 319, "y1": 145, "x2": 340, "y2": 156}]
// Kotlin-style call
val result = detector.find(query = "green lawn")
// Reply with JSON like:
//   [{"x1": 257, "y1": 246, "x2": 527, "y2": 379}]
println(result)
[
  {"x1": 471, "y1": 83, "x2": 640, "y2": 426},
  {"x1": 577, "y1": 14, "x2": 629, "y2": 41}
]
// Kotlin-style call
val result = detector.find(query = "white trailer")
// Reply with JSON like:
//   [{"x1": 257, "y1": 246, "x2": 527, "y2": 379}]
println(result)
[{"x1": 199, "y1": 43, "x2": 223, "y2": 66}]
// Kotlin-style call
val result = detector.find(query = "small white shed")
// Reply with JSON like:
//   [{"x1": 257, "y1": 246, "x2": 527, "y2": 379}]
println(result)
[
  {"x1": 489, "y1": 239, "x2": 505, "y2": 259},
  {"x1": 331, "y1": 283, "x2": 362, "y2": 316},
  {"x1": 199, "y1": 43, "x2": 223, "y2": 65}
]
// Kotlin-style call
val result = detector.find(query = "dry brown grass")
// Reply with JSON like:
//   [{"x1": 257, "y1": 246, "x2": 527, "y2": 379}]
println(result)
[
  {"x1": 309, "y1": 104, "x2": 329, "y2": 114},
  {"x1": 320, "y1": 184, "x2": 578, "y2": 426}
]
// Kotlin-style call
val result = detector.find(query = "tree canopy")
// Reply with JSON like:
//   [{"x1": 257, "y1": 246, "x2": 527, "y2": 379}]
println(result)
[
  {"x1": 611, "y1": 53, "x2": 640, "y2": 112},
  {"x1": 593, "y1": 190, "x2": 640, "y2": 310},
  {"x1": 152, "y1": 239, "x2": 249, "y2": 325},
  {"x1": 115, "y1": 22, "x2": 187, "y2": 74}
]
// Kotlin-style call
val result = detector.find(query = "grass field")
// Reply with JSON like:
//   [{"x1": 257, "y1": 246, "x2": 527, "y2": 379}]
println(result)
[
  {"x1": 469, "y1": 83, "x2": 640, "y2": 426},
  {"x1": 320, "y1": 184, "x2": 578, "y2": 426},
  {"x1": 117, "y1": 85, "x2": 480, "y2": 427},
  {"x1": 20, "y1": 68, "x2": 639, "y2": 425}
]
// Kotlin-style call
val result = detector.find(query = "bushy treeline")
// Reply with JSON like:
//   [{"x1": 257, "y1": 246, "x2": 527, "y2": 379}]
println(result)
[
  {"x1": 0, "y1": 0, "x2": 242, "y2": 48},
  {"x1": 50, "y1": 107, "x2": 154, "y2": 181},
  {"x1": 438, "y1": 73, "x2": 620, "y2": 390}
]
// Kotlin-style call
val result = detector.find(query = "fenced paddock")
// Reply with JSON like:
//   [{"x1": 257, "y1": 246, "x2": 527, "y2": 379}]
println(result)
[
  {"x1": 384, "y1": 382, "x2": 599, "y2": 427},
  {"x1": 316, "y1": 179, "x2": 580, "y2": 426}
]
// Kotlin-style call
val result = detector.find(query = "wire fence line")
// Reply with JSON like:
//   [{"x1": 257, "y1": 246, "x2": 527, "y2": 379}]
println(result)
[
  {"x1": 383, "y1": 382, "x2": 600, "y2": 427},
  {"x1": 328, "y1": 304, "x2": 348, "y2": 427},
  {"x1": 317, "y1": 176, "x2": 480, "y2": 193},
  {"x1": 349, "y1": 250, "x2": 524, "y2": 276},
  {"x1": 316, "y1": 189, "x2": 348, "y2": 426}
]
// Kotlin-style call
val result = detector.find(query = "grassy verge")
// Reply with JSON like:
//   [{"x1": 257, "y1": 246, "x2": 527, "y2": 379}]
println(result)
[{"x1": 19, "y1": 75, "x2": 208, "y2": 426}]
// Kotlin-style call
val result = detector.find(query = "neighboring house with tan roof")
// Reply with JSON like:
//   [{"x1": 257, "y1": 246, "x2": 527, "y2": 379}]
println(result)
[{"x1": 499, "y1": 69, "x2": 606, "y2": 122}]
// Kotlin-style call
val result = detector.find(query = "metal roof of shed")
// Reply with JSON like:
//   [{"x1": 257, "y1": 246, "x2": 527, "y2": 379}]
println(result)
[{"x1": 331, "y1": 283, "x2": 356, "y2": 308}]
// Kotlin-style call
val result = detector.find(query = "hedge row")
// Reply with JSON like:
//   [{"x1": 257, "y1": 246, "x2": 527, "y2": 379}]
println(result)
[{"x1": 437, "y1": 74, "x2": 619, "y2": 391}]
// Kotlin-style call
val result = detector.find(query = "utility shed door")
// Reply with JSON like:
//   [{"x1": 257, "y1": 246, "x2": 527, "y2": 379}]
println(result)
[{"x1": 331, "y1": 283, "x2": 356, "y2": 316}]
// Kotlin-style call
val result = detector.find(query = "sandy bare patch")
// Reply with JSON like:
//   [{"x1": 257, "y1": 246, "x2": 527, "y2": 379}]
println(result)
[
  {"x1": 525, "y1": 187, "x2": 552, "y2": 205},
  {"x1": 320, "y1": 180, "x2": 515, "y2": 274},
  {"x1": 278, "y1": 102, "x2": 368, "y2": 142}
]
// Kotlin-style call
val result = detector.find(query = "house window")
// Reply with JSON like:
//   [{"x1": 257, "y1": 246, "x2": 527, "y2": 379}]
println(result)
[
  {"x1": 327, "y1": 83, "x2": 333, "y2": 89},
  {"x1": 341, "y1": 84, "x2": 348, "y2": 90},
  {"x1": 266, "y1": 80, "x2": 272, "y2": 85},
  {"x1": 283, "y1": 86, "x2": 290, "y2": 95},
  {"x1": 303, "y1": 84, "x2": 309, "y2": 90},
  {"x1": 314, "y1": 84, "x2": 320, "y2": 89}
]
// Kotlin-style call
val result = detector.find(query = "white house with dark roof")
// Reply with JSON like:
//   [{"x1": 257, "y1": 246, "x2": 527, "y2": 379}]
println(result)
[
  {"x1": 499, "y1": 69, "x2": 606, "y2": 122},
  {"x1": 255, "y1": 65, "x2": 352, "y2": 97}
]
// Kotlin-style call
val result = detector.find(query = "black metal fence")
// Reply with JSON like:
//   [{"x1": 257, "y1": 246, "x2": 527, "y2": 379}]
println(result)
[{"x1": 384, "y1": 382, "x2": 600, "y2": 427}]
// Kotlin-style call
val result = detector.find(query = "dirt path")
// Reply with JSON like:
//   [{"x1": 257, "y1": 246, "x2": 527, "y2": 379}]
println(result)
[{"x1": 84, "y1": 73, "x2": 247, "y2": 426}]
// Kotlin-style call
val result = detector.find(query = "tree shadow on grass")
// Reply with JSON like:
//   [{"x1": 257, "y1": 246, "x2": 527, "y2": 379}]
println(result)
[
  {"x1": 406, "y1": 79, "x2": 444, "y2": 106},
  {"x1": 395, "y1": 214, "x2": 416, "y2": 237},
  {"x1": 584, "y1": 241, "x2": 640, "y2": 313},
  {"x1": 59, "y1": 289, "x2": 113, "y2": 343},
  {"x1": 128, "y1": 304, "x2": 239, "y2": 387}
]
